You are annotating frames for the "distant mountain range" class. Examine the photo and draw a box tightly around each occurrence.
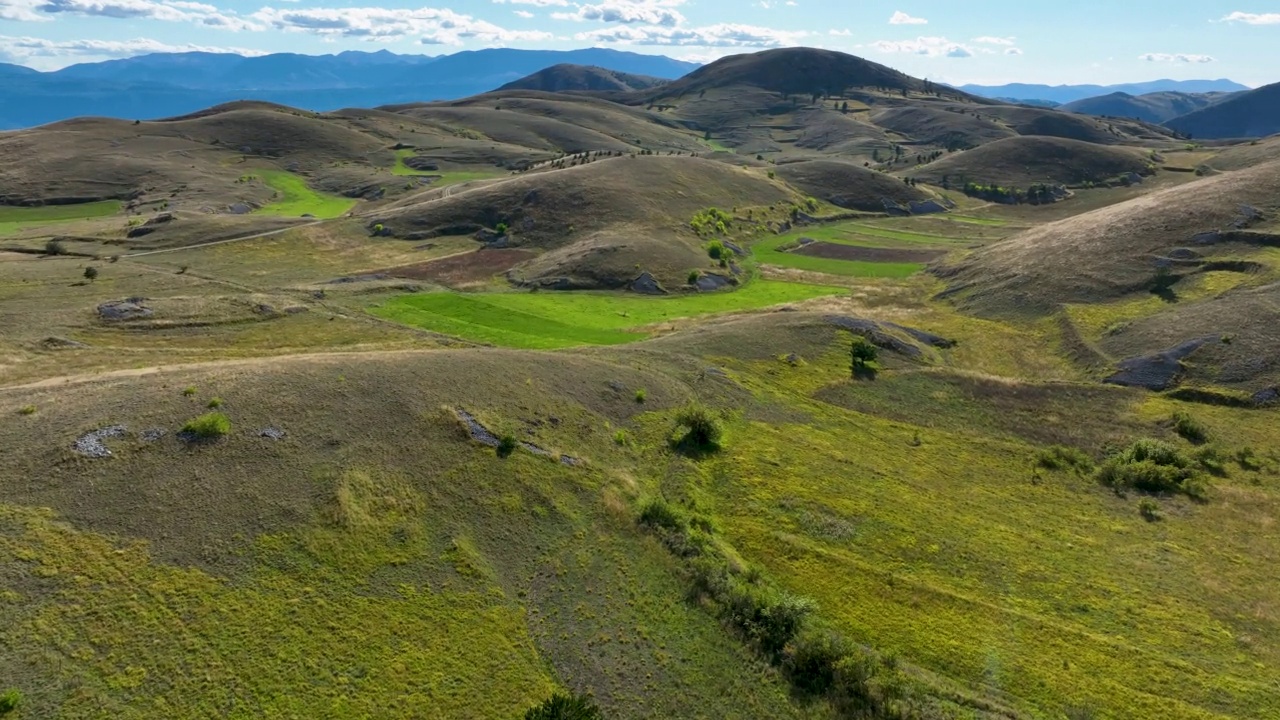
[1060,91,1237,124]
[0,48,700,130]
[1166,81,1280,139]
[960,79,1250,105]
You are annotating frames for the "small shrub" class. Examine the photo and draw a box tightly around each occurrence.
[495,222,509,235]
[613,430,629,446]
[182,386,197,397]
[1236,447,1263,471]
[687,270,700,285]
[675,403,722,449]
[45,239,66,256]
[1193,444,1229,477]
[83,266,99,281]
[497,433,518,458]
[1171,411,1208,444]
[18,405,36,416]
[1138,498,1162,522]
[784,630,847,694]
[524,691,603,720]
[849,336,878,375]
[707,240,725,260]
[1036,445,1093,473]
[0,689,23,714]
[182,412,231,439]
[767,170,776,179]
[634,388,646,403]
[177,265,188,275]
[638,498,685,533]
[1095,439,1203,499]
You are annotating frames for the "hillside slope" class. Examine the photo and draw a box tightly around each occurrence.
[911,136,1152,188]
[498,64,668,93]
[1165,82,1280,139]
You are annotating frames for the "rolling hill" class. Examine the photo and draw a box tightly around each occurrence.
[1165,81,1280,139]
[1060,91,1233,123]
[960,78,1250,105]
[498,64,668,93]
[910,136,1153,188]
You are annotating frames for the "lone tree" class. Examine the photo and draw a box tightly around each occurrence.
[524,692,604,720]
[850,336,879,375]
[83,266,99,282]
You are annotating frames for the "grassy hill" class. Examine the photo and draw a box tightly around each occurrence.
[910,136,1153,188]
[1165,82,1280,139]
[1060,91,1230,123]
[775,159,930,211]
[498,64,668,93]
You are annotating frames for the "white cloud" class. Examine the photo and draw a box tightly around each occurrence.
[829,28,851,36]
[1139,52,1215,63]
[253,6,553,43]
[1004,47,1022,55]
[1220,11,1280,25]
[870,36,973,58]
[576,22,806,47]
[552,0,685,27]
[38,0,259,30]
[972,35,1015,45]
[0,0,50,20]
[514,8,532,16]
[888,10,925,25]
[492,0,569,6]
[0,34,265,63]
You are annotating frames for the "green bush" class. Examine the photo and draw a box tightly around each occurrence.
[495,222,509,236]
[1035,445,1093,473]
[1095,439,1204,499]
[1138,498,1162,522]
[524,691,603,720]
[785,631,849,694]
[613,430,629,446]
[687,270,700,285]
[206,397,224,409]
[182,386,197,397]
[675,403,722,449]
[497,433,518,458]
[634,388,646,403]
[849,336,878,374]
[1171,411,1208,444]
[182,412,231,440]
[18,405,36,416]
[0,689,22,714]
[45,239,66,256]
[83,266,99,281]
[706,240,725,260]
[638,498,685,533]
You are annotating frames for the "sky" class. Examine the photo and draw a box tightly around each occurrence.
[0,0,1276,86]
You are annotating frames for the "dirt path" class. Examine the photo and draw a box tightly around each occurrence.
[124,220,325,258]
[0,348,457,392]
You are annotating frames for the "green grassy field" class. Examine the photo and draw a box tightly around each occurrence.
[255,171,357,219]
[0,200,122,236]
[369,281,843,348]
[391,149,505,186]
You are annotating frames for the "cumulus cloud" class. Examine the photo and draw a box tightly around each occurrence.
[492,0,568,6]
[575,22,806,47]
[553,0,685,27]
[0,34,265,62]
[828,28,851,36]
[38,0,260,30]
[253,6,553,43]
[1220,11,1280,24]
[888,10,925,25]
[1004,47,1022,55]
[514,8,532,16]
[1139,52,1215,63]
[870,36,973,58]
[972,35,1015,45]
[0,0,50,20]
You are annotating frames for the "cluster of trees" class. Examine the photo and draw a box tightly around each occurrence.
[961,182,1059,205]
[690,207,732,236]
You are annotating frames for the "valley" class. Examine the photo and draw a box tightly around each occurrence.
[1,47,1278,720]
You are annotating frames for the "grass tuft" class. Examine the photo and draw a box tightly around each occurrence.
[182,412,232,440]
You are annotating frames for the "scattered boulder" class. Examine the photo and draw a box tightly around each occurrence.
[141,428,167,442]
[824,315,955,359]
[1104,336,1216,391]
[1123,172,1144,185]
[797,237,816,246]
[1233,204,1262,229]
[257,427,287,440]
[909,199,949,215]
[455,409,500,447]
[1251,387,1279,407]
[97,299,153,321]
[694,273,733,292]
[1166,248,1201,260]
[722,240,746,256]
[74,425,127,458]
[326,273,390,284]
[630,272,666,295]
[1191,231,1221,245]
[126,225,158,238]
[228,202,253,215]
[40,336,88,349]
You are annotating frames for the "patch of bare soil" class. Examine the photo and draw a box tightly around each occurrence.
[792,242,945,264]
[383,248,536,285]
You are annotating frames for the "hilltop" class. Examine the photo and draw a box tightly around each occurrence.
[1060,91,1233,123]
[909,136,1153,188]
[1165,82,1280,139]
[499,64,668,93]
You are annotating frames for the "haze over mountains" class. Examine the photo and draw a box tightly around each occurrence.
[960,79,1251,105]
[0,48,699,130]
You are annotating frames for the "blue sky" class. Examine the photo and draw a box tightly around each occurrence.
[0,0,1275,86]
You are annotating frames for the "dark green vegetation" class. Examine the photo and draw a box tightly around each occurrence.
[524,691,605,720]
[2,45,1279,720]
